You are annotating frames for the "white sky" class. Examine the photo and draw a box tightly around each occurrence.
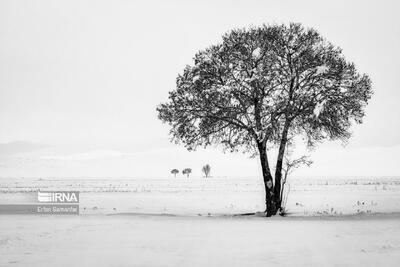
[0,0,399,177]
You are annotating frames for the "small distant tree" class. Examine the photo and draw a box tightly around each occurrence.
[171,169,179,178]
[182,168,192,178]
[202,164,211,178]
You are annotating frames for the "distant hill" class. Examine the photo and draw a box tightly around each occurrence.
[0,141,47,157]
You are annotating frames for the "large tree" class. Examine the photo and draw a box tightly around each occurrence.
[157,23,372,216]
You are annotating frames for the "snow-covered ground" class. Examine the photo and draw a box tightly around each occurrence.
[1,214,400,266]
[1,177,400,266]
[1,177,399,215]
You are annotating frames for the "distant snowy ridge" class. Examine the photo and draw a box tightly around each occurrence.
[39,150,130,161]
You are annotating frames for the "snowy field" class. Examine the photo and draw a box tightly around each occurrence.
[1,214,400,267]
[1,177,400,266]
[1,176,399,215]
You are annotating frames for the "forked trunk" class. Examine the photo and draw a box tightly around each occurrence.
[257,141,277,216]
[274,120,291,212]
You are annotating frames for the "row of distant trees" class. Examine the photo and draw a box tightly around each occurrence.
[171,164,211,178]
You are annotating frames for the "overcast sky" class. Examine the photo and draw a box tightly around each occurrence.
[0,0,399,177]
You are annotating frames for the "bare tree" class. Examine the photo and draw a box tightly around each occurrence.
[182,168,192,178]
[171,169,179,178]
[202,164,211,178]
[279,151,313,215]
[158,23,372,216]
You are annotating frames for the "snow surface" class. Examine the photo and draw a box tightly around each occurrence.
[0,214,400,266]
[315,65,329,75]
[1,177,399,216]
[192,75,200,82]
[1,177,400,266]
[313,100,326,118]
[252,47,261,59]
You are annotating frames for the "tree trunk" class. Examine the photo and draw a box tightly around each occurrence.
[274,120,291,212]
[258,141,277,216]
